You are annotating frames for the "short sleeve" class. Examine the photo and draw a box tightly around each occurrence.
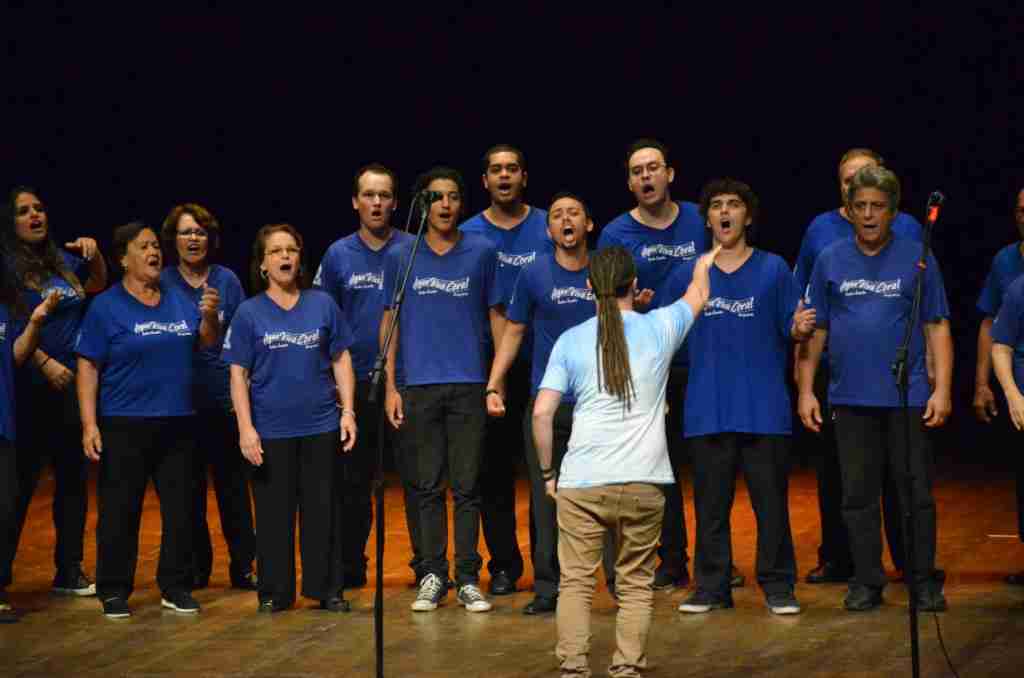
[75,301,111,363]
[325,294,353,357]
[992,283,1023,347]
[382,248,401,309]
[221,305,255,370]
[482,246,501,309]
[539,333,571,394]
[596,225,619,250]
[793,228,816,294]
[654,299,695,353]
[222,269,245,329]
[506,267,535,325]
[921,253,951,323]
[313,248,344,310]
[807,252,830,329]
[776,259,801,341]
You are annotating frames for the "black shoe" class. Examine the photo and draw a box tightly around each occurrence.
[806,562,853,584]
[897,568,946,584]
[488,570,516,596]
[161,590,200,614]
[844,584,883,611]
[258,597,290,614]
[678,589,734,613]
[915,582,947,612]
[230,570,259,591]
[319,596,351,613]
[0,590,18,623]
[101,596,132,619]
[523,595,557,615]
[730,566,745,588]
[344,571,368,590]
[53,566,96,596]
[652,567,689,590]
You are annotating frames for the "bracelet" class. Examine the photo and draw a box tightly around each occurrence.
[541,466,556,481]
[341,409,356,418]
[485,389,502,398]
[39,356,52,369]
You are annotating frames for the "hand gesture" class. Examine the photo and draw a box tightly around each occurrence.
[30,290,61,326]
[973,383,998,423]
[199,283,220,321]
[240,425,264,466]
[385,388,404,429]
[340,412,357,452]
[798,391,823,433]
[41,358,74,391]
[791,300,817,341]
[65,237,98,261]
[83,424,103,461]
[692,244,723,299]
[486,388,506,418]
[634,288,655,309]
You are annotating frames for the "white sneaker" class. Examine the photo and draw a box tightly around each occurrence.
[411,573,446,612]
[457,584,492,613]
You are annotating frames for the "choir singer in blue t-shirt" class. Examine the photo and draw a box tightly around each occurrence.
[223,223,357,614]
[76,222,222,619]
[796,165,952,613]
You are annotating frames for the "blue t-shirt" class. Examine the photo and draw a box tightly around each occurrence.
[663,250,799,437]
[313,230,414,382]
[807,236,950,408]
[506,253,595,400]
[383,233,500,386]
[460,207,552,306]
[977,242,1024,318]
[794,209,924,295]
[160,265,244,413]
[222,290,352,440]
[19,250,89,374]
[597,201,709,293]
[991,274,1024,389]
[0,305,22,441]
[76,282,202,417]
[540,299,695,489]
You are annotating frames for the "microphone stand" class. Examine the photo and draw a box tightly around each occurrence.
[367,193,431,678]
[890,196,940,678]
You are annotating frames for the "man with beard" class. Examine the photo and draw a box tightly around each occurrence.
[460,145,551,595]
[314,164,416,588]
[597,138,712,590]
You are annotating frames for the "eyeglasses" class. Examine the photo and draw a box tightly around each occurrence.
[266,246,300,257]
[176,228,209,239]
[629,162,666,177]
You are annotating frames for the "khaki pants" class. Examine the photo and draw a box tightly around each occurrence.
[556,483,665,678]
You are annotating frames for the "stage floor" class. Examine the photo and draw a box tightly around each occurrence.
[3,459,1024,677]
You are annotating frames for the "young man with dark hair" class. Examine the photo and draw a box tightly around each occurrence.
[460,144,552,594]
[382,166,502,613]
[792,148,922,585]
[597,138,711,589]
[662,179,812,615]
[314,164,416,588]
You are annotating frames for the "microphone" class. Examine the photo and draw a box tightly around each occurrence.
[926,190,945,225]
[419,190,443,205]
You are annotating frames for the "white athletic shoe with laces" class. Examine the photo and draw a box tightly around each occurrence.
[411,573,446,612]
[457,584,493,612]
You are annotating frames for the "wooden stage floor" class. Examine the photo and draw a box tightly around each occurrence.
[3,459,1024,677]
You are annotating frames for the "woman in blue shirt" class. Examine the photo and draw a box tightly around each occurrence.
[4,186,107,598]
[0,270,60,623]
[159,203,256,592]
[77,222,221,619]
[223,223,356,614]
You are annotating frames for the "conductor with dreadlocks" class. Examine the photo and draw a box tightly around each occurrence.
[532,243,720,678]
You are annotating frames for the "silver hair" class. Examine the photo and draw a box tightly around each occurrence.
[846,164,900,211]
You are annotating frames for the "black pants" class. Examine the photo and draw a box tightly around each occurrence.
[332,380,394,584]
[810,365,904,571]
[658,366,690,574]
[0,440,17,589]
[691,433,797,597]
[192,409,256,584]
[96,417,195,599]
[404,383,487,586]
[479,362,527,582]
[393,390,426,581]
[14,381,88,575]
[833,406,936,589]
[252,430,339,605]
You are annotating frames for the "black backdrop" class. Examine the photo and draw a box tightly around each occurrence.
[4,5,1023,461]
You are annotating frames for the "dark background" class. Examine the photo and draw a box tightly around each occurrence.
[4,5,1022,458]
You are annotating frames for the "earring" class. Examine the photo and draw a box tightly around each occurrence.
[260,268,268,280]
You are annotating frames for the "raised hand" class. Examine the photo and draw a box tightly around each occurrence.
[791,299,817,341]
[199,283,220,320]
[634,288,655,309]
[65,237,98,261]
[30,290,61,326]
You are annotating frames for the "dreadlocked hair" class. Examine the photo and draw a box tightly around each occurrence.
[588,246,638,410]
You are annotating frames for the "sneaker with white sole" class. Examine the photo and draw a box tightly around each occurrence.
[161,590,200,613]
[678,589,733,614]
[53,566,96,596]
[101,596,132,619]
[766,591,801,615]
[456,584,493,613]
[411,573,446,612]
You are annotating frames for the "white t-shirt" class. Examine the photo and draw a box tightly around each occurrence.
[539,298,695,489]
